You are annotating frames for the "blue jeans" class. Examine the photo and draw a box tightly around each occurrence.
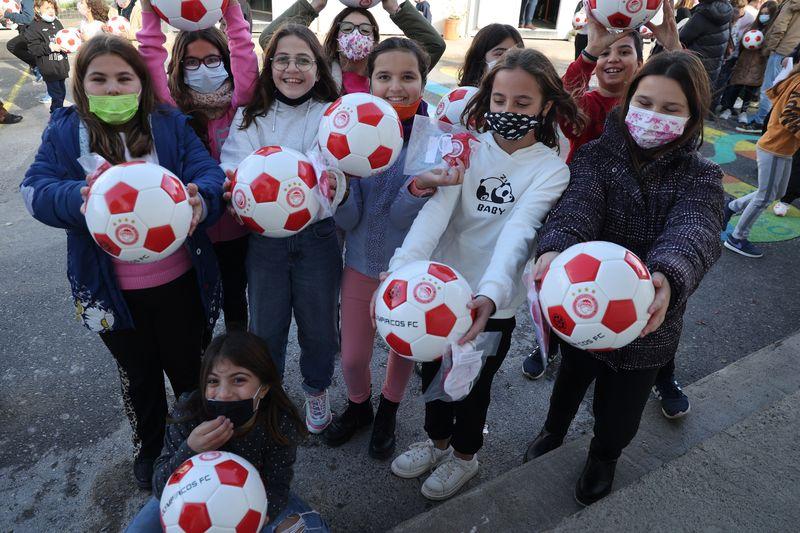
[126,492,329,532]
[521,0,538,23]
[45,79,66,113]
[755,52,786,124]
[246,217,341,394]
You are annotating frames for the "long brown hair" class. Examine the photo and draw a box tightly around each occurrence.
[618,51,710,163]
[84,0,109,22]
[457,24,523,87]
[322,7,380,66]
[72,34,156,164]
[167,28,232,147]
[464,47,586,151]
[240,23,338,130]
[178,331,307,446]
[752,0,778,31]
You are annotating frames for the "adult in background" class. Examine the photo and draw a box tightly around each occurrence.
[519,0,537,30]
[0,100,23,124]
[4,0,38,80]
[678,0,733,87]
[738,0,800,133]
[107,0,143,42]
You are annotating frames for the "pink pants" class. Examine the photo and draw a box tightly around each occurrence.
[340,266,414,403]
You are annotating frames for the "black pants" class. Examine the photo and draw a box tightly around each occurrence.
[655,357,675,385]
[99,270,208,460]
[543,343,660,461]
[574,33,588,60]
[7,32,35,68]
[420,317,516,455]
[45,79,66,112]
[213,236,249,331]
[720,84,759,113]
[712,57,737,110]
[781,150,800,204]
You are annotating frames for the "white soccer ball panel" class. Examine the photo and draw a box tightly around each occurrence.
[177,467,220,503]
[165,525,184,533]
[252,201,291,232]
[410,334,448,362]
[539,267,572,309]
[160,491,184,526]
[151,0,181,19]
[550,242,588,269]
[338,153,372,178]
[345,123,381,157]
[85,195,111,235]
[613,319,648,348]
[632,278,656,317]
[389,303,427,343]
[206,485,250,527]
[452,314,473,339]
[196,8,223,29]
[567,323,618,350]
[170,201,193,240]
[377,115,406,148]
[581,241,627,262]
[133,187,175,228]
[444,281,473,319]
[595,259,640,300]
[242,469,268,515]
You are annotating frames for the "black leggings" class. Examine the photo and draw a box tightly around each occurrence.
[543,343,660,461]
[421,317,516,456]
[213,236,249,331]
[781,150,800,204]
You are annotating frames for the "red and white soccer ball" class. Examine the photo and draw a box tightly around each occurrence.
[539,241,655,351]
[1,0,19,15]
[639,24,653,39]
[318,93,404,177]
[742,29,764,50]
[85,162,192,264]
[375,261,474,362]
[106,15,131,36]
[434,86,479,127]
[586,0,662,29]
[573,10,588,29]
[337,0,380,7]
[55,28,82,54]
[160,451,268,533]
[231,146,320,238]
[151,0,228,31]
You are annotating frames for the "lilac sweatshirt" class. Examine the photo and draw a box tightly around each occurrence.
[137,4,258,242]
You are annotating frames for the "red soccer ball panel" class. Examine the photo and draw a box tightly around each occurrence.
[105,182,139,215]
[250,173,281,203]
[178,502,212,532]
[161,174,187,203]
[297,160,317,189]
[181,0,208,22]
[624,251,650,280]
[236,510,264,533]
[385,332,412,357]
[327,133,351,160]
[383,279,408,310]
[548,305,576,336]
[168,460,194,485]
[357,102,384,127]
[601,299,638,334]
[255,145,282,157]
[144,225,177,253]
[93,233,122,257]
[368,145,394,170]
[240,216,265,235]
[284,208,313,232]
[563,253,602,284]
[425,304,457,337]
[428,262,458,283]
[216,459,250,487]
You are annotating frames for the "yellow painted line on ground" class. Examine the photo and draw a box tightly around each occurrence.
[2,70,30,111]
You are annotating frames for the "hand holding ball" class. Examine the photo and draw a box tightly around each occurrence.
[586,0,662,30]
[150,0,230,31]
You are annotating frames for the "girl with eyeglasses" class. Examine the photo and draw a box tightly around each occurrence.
[259,0,445,95]
[137,0,259,333]
[220,24,343,437]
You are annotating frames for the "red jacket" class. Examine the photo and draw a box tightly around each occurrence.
[560,56,620,163]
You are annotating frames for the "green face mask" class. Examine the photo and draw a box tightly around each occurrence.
[87,93,140,125]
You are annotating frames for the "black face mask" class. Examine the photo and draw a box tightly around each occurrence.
[274,89,314,106]
[484,111,541,141]
[205,386,263,428]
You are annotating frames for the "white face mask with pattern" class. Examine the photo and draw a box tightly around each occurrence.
[625,105,689,149]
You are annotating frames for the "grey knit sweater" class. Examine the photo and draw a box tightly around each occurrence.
[537,111,724,370]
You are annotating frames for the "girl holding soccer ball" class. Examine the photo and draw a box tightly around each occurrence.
[323,37,464,460]
[523,52,724,506]
[20,34,226,489]
[220,24,342,435]
[125,331,328,532]
[382,47,585,501]
[259,0,445,95]
[138,0,259,332]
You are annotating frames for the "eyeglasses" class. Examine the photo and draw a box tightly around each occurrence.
[270,55,316,72]
[182,55,222,71]
[338,21,374,36]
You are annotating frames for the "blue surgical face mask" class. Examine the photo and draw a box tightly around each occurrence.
[759,14,770,24]
[184,64,229,94]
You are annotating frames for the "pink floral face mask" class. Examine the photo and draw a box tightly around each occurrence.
[337,30,374,61]
[625,105,689,149]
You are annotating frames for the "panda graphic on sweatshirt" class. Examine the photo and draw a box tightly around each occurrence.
[476,175,515,214]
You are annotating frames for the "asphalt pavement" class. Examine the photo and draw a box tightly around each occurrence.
[1,34,799,532]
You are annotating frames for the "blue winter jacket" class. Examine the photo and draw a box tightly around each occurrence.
[20,105,226,333]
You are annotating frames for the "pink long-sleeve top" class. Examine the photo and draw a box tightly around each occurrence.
[137,4,258,242]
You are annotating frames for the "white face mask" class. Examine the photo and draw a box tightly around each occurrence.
[486,59,498,71]
[184,64,229,94]
[41,13,55,22]
[625,105,689,149]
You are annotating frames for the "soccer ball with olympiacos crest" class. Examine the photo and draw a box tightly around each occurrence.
[159,451,268,533]
[150,0,229,31]
[84,161,193,264]
[375,261,474,362]
[586,0,662,30]
[539,241,656,351]
[434,86,479,127]
[318,93,404,177]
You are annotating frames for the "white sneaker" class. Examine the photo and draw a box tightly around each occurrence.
[773,201,790,217]
[391,440,452,479]
[718,109,732,120]
[304,389,332,434]
[421,455,480,501]
[738,111,749,124]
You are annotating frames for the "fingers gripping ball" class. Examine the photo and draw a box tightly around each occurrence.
[337,0,381,7]
[742,30,764,50]
[375,261,474,362]
[231,146,321,238]
[150,0,229,31]
[107,15,131,36]
[55,28,82,54]
[539,241,655,351]
[160,451,268,533]
[318,93,404,177]
[434,86,479,127]
[587,0,662,29]
[85,162,193,264]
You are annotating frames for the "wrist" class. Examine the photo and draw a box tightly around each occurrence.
[409,178,435,197]
[581,48,599,63]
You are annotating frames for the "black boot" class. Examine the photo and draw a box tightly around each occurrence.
[523,427,564,463]
[575,452,617,506]
[133,456,154,491]
[369,395,399,460]
[323,398,373,447]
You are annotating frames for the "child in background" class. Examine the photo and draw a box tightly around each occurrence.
[324,37,461,460]
[138,0,258,331]
[108,0,143,43]
[220,24,341,435]
[457,24,523,87]
[23,0,68,111]
[724,65,800,258]
[125,332,328,532]
[386,47,585,501]
[77,0,108,41]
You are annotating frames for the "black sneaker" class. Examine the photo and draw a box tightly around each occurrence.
[0,113,22,124]
[735,121,763,134]
[722,201,735,230]
[522,345,556,380]
[652,380,691,419]
[133,457,154,490]
[323,398,373,447]
[724,235,764,258]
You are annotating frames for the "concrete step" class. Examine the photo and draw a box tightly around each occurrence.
[390,330,800,532]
